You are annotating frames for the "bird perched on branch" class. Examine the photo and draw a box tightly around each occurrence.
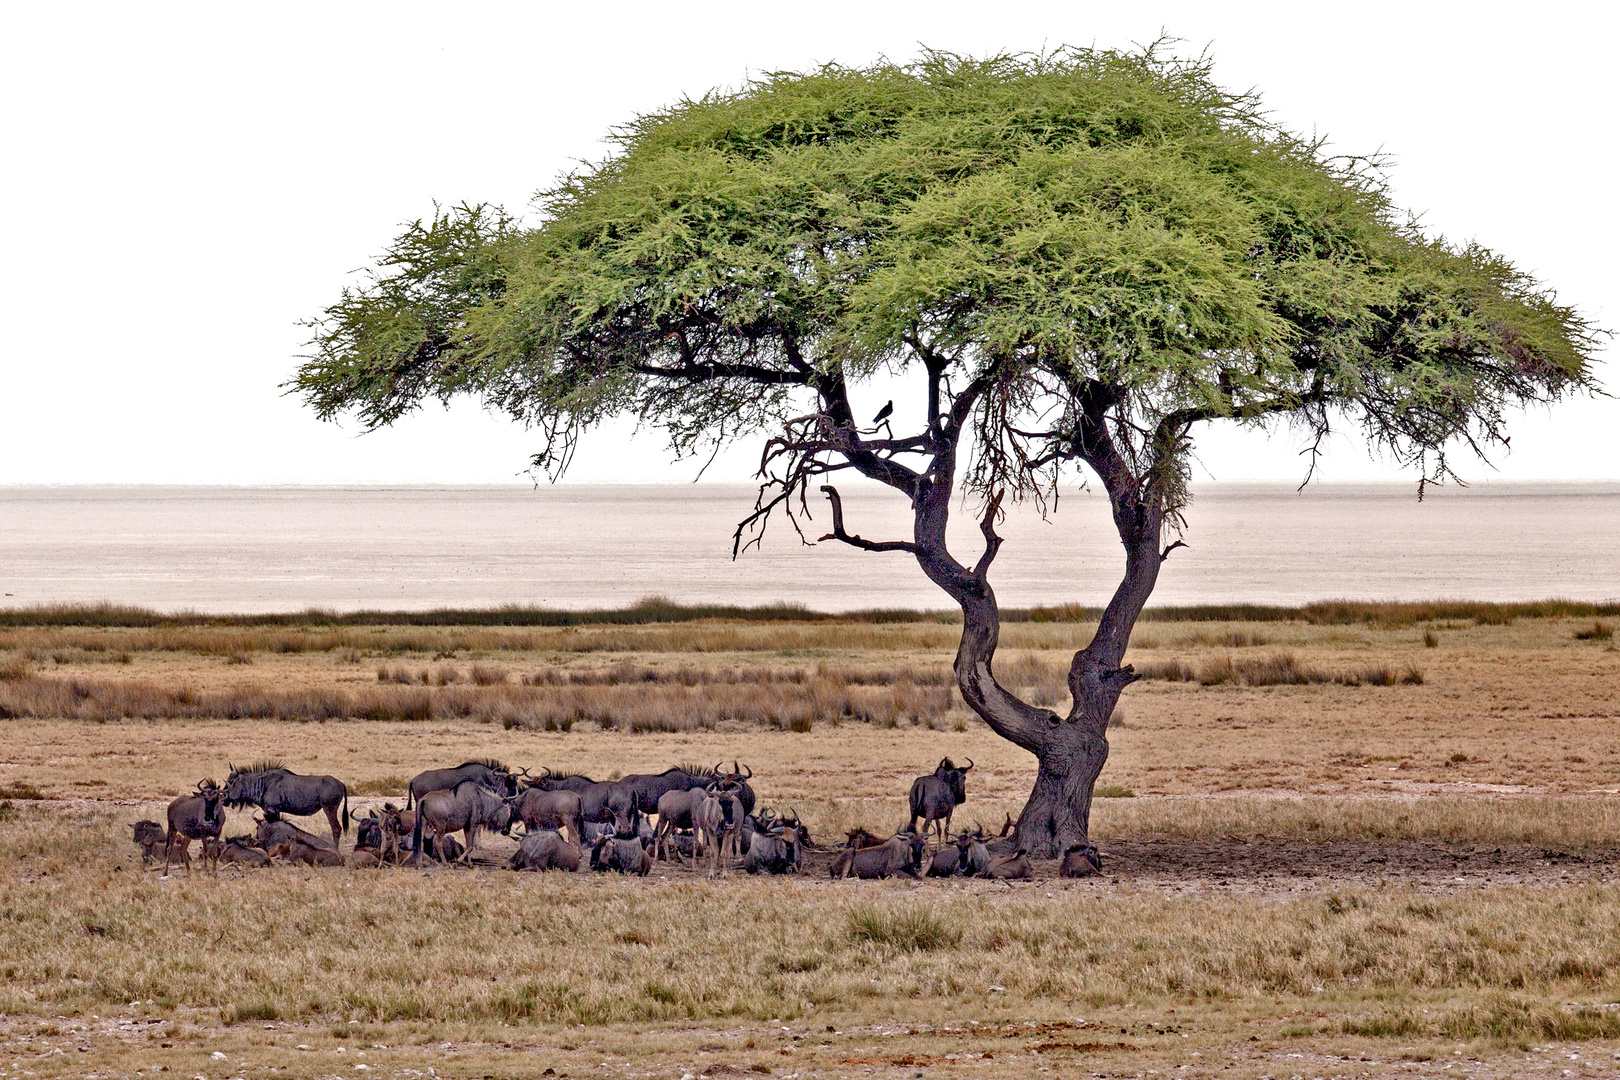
[870,400,894,438]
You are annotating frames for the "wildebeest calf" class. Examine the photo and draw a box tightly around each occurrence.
[830,831,929,879]
[510,829,582,872]
[268,839,346,867]
[983,849,1033,880]
[257,816,336,852]
[130,820,167,864]
[217,836,272,867]
[1059,842,1102,877]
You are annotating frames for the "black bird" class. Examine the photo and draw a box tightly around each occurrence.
[872,400,893,424]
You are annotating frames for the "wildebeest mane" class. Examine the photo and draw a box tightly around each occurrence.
[460,758,508,772]
[675,763,718,778]
[242,759,288,775]
[540,767,590,780]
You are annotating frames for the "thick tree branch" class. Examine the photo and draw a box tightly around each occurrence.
[816,485,918,554]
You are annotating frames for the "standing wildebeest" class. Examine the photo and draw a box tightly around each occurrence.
[406,760,516,809]
[1059,842,1103,878]
[652,788,721,865]
[513,785,584,842]
[164,780,226,875]
[223,761,349,847]
[622,766,709,816]
[531,769,639,837]
[510,829,582,872]
[411,779,513,865]
[907,757,972,846]
[830,830,930,879]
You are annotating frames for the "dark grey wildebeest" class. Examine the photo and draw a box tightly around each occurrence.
[531,769,639,837]
[512,785,584,842]
[906,757,972,846]
[742,820,805,875]
[590,833,650,875]
[411,779,513,865]
[406,759,516,809]
[164,780,226,875]
[510,829,581,872]
[222,761,349,847]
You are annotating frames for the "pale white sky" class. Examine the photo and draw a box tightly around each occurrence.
[1,1,1613,486]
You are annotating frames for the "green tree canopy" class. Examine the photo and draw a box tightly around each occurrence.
[295,47,1599,855]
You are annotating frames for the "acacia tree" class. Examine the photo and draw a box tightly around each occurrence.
[295,49,1597,856]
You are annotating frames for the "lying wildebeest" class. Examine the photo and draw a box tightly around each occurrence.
[652,788,722,868]
[984,849,1033,880]
[164,780,226,875]
[830,830,930,880]
[531,769,639,837]
[217,836,272,867]
[1059,842,1103,878]
[268,839,346,867]
[223,761,349,847]
[907,757,972,846]
[256,815,336,852]
[513,785,584,843]
[412,779,513,865]
[590,833,651,875]
[510,829,582,872]
[742,820,805,875]
[406,759,516,809]
[354,814,383,851]
[130,820,167,864]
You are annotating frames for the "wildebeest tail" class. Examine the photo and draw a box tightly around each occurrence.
[342,789,350,835]
[411,807,425,864]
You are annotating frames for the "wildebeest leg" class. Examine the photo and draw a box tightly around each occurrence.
[325,805,343,849]
[459,826,476,864]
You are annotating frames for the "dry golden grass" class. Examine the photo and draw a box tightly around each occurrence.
[6,614,1620,1075]
[6,804,1620,1077]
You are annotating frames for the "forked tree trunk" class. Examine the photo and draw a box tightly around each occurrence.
[913,416,1167,859]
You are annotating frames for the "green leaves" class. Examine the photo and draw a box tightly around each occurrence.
[294,46,1598,497]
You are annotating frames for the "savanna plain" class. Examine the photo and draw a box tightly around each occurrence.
[4,603,1620,1080]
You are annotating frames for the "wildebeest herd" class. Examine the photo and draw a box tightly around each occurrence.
[132,756,1103,882]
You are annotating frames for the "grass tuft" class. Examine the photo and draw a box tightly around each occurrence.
[1094,784,1135,798]
[844,903,961,952]
[1575,620,1614,641]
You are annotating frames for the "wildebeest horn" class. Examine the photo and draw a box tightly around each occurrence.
[962,758,974,772]
[739,762,752,780]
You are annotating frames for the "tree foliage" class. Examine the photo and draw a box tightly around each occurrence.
[297,46,1596,521]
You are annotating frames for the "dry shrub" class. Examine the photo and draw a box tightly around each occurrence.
[0,654,31,681]
[0,667,957,731]
[1575,620,1615,641]
[1160,652,1426,688]
[469,664,508,686]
